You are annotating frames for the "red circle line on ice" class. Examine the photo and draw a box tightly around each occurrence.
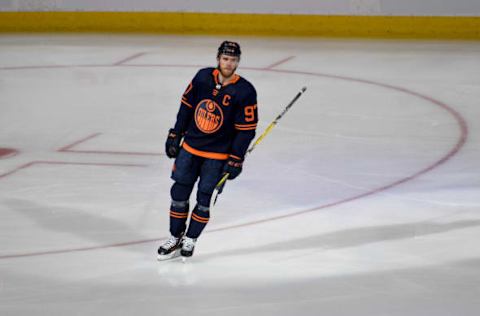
[0,148,19,159]
[0,62,468,260]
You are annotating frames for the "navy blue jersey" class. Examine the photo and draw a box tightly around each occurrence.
[172,67,258,160]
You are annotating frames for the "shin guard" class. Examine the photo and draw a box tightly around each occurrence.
[169,200,189,237]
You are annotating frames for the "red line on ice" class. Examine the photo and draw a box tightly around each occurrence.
[264,56,296,70]
[113,52,147,66]
[0,160,146,180]
[58,133,103,152]
[58,133,162,156]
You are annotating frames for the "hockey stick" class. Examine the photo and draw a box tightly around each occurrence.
[209,86,307,210]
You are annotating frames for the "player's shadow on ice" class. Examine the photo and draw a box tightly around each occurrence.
[203,219,480,260]
[4,198,153,255]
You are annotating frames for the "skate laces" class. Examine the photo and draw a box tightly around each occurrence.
[182,237,196,251]
[163,236,179,250]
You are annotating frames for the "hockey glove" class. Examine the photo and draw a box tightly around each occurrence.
[223,155,243,180]
[165,128,182,158]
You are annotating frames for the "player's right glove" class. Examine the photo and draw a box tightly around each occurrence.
[223,155,243,180]
[165,128,181,158]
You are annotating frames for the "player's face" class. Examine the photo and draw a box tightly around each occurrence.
[217,54,239,78]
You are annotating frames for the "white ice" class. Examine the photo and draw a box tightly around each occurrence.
[0,35,479,316]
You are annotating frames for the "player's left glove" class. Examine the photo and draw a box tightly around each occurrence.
[223,155,243,180]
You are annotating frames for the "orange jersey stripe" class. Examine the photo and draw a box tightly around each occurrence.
[213,69,220,86]
[183,82,193,95]
[224,74,240,86]
[182,142,229,160]
[236,125,256,128]
[181,99,193,108]
[235,123,257,128]
[235,126,257,131]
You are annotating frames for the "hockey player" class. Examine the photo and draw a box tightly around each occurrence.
[157,41,258,260]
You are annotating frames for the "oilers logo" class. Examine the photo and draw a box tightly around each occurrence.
[194,99,224,134]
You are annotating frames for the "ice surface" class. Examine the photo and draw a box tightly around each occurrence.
[1,35,479,315]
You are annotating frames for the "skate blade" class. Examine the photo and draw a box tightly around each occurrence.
[180,255,194,263]
[157,249,181,261]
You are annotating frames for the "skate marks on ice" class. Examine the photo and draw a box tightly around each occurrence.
[194,219,480,262]
[1,199,154,257]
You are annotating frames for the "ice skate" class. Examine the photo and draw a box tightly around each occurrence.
[180,237,197,261]
[157,235,182,261]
